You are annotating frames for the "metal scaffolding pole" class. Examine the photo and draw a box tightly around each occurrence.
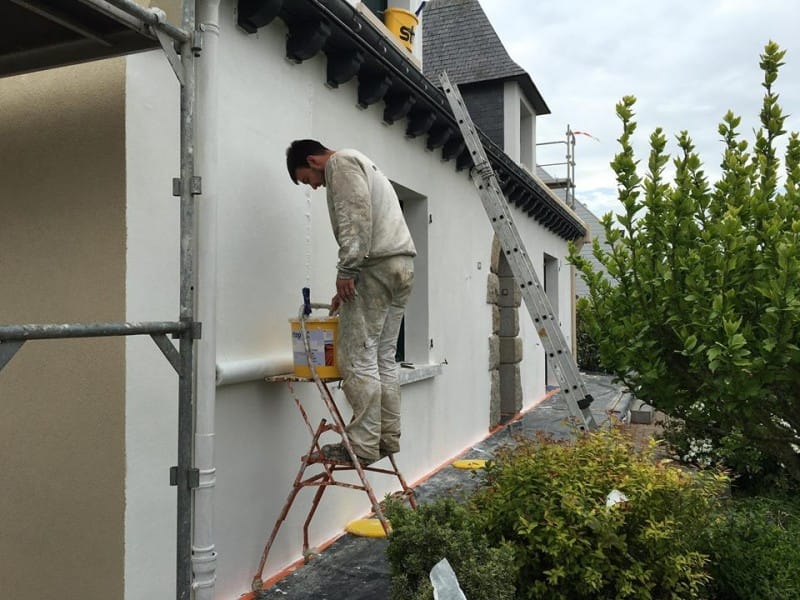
[176,1,198,599]
[536,125,577,208]
[75,0,190,43]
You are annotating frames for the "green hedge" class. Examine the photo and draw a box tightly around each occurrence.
[472,428,727,599]
[576,297,602,373]
[384,496,516,600]
[706,495,800,599]
[386,427,733,599]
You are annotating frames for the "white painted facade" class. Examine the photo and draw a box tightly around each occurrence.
[1,2,578,598]
[503,80,538,173]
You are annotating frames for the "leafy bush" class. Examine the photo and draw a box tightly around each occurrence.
[384,497,516,600]
[569,42,800,489]
[576,297,602,372]
[663,419,791,493]
[471,427,728,599]
[706,495,800,599]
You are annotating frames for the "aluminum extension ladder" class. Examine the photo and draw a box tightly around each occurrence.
[251,293,416,593]
[439,71,598,430]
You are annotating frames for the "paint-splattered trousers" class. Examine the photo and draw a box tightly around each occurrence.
[337,255,414,462]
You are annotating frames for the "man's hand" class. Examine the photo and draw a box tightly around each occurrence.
[336,277,357,303]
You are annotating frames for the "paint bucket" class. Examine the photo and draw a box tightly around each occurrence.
[289,315,340,378]
[383,8,417,52]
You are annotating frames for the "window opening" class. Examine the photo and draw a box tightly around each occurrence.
[392,182,428,365]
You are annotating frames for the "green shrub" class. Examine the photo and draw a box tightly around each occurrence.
[384,497,516,600]
[471,427,728,599]
[569,42,800,489]
[707,495,800,599]
[663,419,792,493]
[576,297,602,373]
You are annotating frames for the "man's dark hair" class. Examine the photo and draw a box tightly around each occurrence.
[286,139,330,184]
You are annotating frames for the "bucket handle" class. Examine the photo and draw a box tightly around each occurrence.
[299,287,333,320]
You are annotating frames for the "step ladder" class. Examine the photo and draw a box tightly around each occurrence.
[251,295,416,592]
[439,71,598,430]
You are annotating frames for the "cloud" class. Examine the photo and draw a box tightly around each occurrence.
[480,0,800,218]
[578,187,621,218]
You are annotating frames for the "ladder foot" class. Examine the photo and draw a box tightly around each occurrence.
[578,394,594,410]
[302,546,320,562]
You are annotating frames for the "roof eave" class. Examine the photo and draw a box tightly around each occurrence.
[238,0,584,240]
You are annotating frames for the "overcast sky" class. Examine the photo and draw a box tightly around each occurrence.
[479,0,800,217]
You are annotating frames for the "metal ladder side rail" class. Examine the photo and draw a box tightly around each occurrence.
[477,168,595,427]
[439,71,597,430]
[443,75,596,429]
[447,92,595,429]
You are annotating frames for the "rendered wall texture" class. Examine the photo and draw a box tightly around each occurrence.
[0,59,126,600]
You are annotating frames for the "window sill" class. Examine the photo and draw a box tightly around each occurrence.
[399,362,443,385]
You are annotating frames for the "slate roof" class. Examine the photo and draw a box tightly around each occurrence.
[572,199,609,297]
[422,0,549,114]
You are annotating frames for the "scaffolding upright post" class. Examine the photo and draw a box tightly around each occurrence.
[176,1,198,599]
[565,125,576,208]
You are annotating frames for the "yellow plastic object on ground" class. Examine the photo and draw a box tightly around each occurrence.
[452,459,487,470]
[345,518,390,538]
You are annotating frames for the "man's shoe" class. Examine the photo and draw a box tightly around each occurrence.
[379,445,398,458]
[315,443,376,467]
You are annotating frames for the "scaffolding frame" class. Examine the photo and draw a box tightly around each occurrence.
[0,1,199,599]
[537,125,577,208]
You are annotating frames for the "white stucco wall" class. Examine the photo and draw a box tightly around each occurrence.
[122,5,574,598]
[512,209,575,399]
[503,80,521,162]
[124,49,181,599]
[504,80,539,173]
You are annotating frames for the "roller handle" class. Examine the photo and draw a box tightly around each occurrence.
[302,287,312,316]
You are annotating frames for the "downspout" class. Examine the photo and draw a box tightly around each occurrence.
[193,0,221,597]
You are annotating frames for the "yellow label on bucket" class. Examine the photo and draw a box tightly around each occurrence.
[290,317,340,378]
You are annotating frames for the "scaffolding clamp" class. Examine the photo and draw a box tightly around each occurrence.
[171,321,202,340]
[172,176,203,197]
[170,466,201,489]
[191,30,204,56]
